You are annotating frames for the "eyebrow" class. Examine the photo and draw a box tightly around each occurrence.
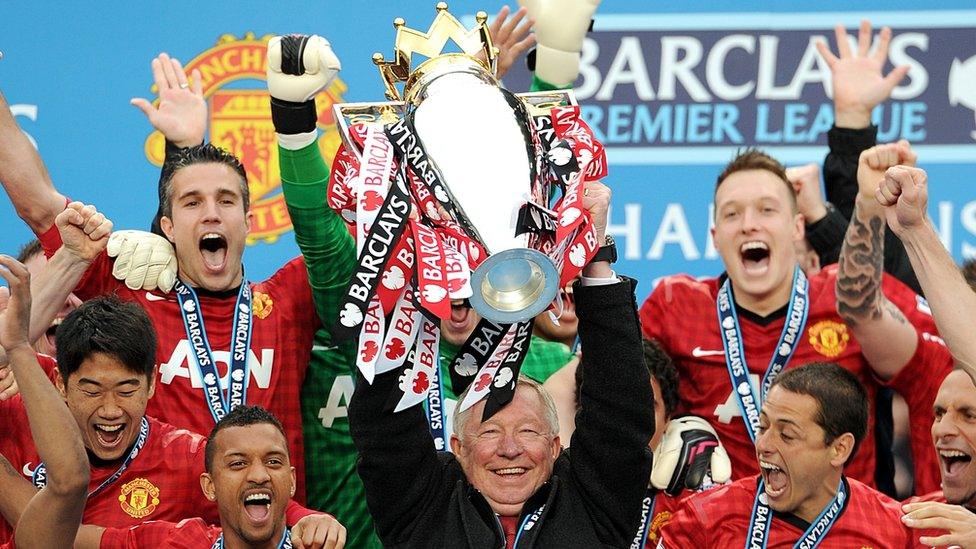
[77,377,141,388]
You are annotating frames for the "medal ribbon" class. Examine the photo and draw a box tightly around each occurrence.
[631,489,657,549]
[212,527,292,549]
[747,478,847,549]
[512,503,547,548]
[33,417,150,499]
[716,267,809,443]
[174,275,252,424]
[425,349,447,451]
[482,319,534,421]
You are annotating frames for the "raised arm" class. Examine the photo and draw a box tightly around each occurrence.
[569,181,655,545]
[0,89,67,233]
[878,166,976,381]
[0,255,89,549]
[816,20,919,291]
[836,142,918,380]
[266,34,356,332]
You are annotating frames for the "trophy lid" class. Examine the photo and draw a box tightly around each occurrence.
[372,2,499,102]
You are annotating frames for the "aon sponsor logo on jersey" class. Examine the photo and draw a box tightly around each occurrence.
[159,340,275,388]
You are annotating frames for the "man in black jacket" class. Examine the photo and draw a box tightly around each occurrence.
[349,181,655,548]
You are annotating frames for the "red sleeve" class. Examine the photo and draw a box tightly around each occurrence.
[658,494,707,548]
[639,280,670,347]
[285,500,327,526]
[885,329,953,495]
[36,221,120,301]
[99,519,215,548]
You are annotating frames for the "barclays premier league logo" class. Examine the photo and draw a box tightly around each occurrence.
[503,12,976,163]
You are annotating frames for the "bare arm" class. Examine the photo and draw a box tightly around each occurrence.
[0,90,67,233]
[0,255,89,549]
[0,453,35,527]
[879,166,976,380]
[836,144,918,380]
[27,246,92,346]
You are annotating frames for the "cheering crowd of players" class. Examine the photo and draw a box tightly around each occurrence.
[2,2,976,548]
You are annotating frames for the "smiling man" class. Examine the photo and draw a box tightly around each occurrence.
[0,293,325,544]
[660,362,912,547]
[0,58,356,501]
[349,182,656,548]
[639,148,944,489]
[88,405,345,549]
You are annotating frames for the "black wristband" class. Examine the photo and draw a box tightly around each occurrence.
[591,235,617,264]
[270,97,317,135]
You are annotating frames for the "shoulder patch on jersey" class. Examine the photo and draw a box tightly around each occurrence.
[807,320,850,358]
[119,477,160,518]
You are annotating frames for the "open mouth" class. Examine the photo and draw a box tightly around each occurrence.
[93,423,127,448]
[940,449,973,477]
[43,317,64,352]
[199,233,228,272]
[759,460,788,498]
[243,491,273,523]
[449,301,471,331]
[740,241,771,276]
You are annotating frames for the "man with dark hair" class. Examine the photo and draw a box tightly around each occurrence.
[0,293,327,544]
[78,405,346,548]
[0,51,357,502]
[0,254,90,549]
[0,207,331,544]
[661,362,912,546]
[871,164,976,546]
[640,143,945,492]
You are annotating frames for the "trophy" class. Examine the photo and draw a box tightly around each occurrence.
[328,2,607,418]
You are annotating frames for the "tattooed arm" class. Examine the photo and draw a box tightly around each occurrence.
[836,143,919,380]
[879,166,976,382]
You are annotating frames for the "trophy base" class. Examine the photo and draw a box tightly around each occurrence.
[468,248,559,324]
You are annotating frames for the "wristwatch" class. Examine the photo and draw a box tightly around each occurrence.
[591,235,617,264]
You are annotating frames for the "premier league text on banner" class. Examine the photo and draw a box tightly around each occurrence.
[505,15,976,160]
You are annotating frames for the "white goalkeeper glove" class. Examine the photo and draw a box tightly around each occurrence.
[267,34,341,103]
[518,0,600,87]
[651,415,732,496]
[107,230,177,293]
[267,34,340,148]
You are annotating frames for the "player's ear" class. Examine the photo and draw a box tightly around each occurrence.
[55,370,67,400]
[200,473,216,501]
[160,216,176,244]
[829,432,855,468]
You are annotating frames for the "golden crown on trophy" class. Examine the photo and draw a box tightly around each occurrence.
[371,2,500,103]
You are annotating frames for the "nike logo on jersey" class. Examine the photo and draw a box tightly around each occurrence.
[145,292,167,302]
[692,346,725,357]
[22,462,36,477]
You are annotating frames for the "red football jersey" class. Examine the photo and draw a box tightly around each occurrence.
[99,518,223,548]
[640,489,685,549]
[885,326,953,496]
[640,266,945,488]
[38,226,318,502]
[0,410,213,544]
[903,490,948,547]
[659,475,912,548]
